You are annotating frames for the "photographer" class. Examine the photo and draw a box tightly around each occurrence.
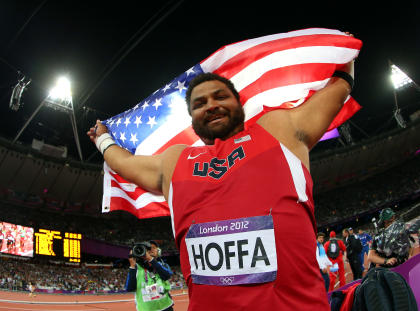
[368,208,419,269]
[125,240,174,311]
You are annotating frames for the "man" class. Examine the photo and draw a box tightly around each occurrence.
[342,228,363,280]
[88,60,354,310]
[324,230,347,291]
[368,208,418,269]
[357,228,372,271]
[126,240,174,311]
[316,232,332,293]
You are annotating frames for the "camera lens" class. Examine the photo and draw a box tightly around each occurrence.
[131,242,151,258]
[132,244,147,257]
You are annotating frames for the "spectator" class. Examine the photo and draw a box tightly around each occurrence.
[316,232,332,293]
[342,228,362,280]
[357,228,372,271]
[324,231,346,290]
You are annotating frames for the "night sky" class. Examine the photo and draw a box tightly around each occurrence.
[1,0,419,162]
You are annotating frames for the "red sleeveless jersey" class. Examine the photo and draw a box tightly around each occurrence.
[169,123,329,310]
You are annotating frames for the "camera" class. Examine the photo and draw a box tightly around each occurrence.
[131,241,152,258]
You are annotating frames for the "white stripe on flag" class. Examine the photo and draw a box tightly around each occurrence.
[110,185,166,209]
[200,28,346,72]
[102,163,112,212]
[242,78,330,121]
[232,46,359,92]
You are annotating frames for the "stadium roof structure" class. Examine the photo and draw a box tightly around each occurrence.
[0,2,420,219]
[0,1,419,163]
[0,119,418,215]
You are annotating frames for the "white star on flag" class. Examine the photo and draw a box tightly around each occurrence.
[175,80,186,93]
[130,133,139,145]
[124,117,131,127]
[119,132,126,143]
[153,98,163,110]
[134,116,142,127]
[142,101,149,111]
[162,84,171,92]
[115,118,122,127]
[147,116,157,128]
[186,67,195,76]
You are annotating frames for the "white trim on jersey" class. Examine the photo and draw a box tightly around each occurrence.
[168,183,176,239]
[280,143,308,202]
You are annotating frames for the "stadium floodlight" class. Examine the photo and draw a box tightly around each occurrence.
[390,64,414,90]
[13,75,83,161]
[388,61,419,128]
[45,76,73,113]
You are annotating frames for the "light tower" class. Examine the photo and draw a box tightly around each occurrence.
[12,77,83,161]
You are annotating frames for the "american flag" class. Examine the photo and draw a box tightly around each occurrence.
[102,28,362,219]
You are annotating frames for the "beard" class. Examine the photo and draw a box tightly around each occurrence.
[192,105,245,142]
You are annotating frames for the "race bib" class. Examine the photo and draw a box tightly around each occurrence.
[185,215,277,286]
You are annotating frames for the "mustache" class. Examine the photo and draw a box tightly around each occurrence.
[204,109,227,122]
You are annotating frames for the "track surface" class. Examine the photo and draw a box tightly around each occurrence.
[1,245,418,310]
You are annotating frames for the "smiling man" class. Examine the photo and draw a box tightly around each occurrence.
[88,61,354,310]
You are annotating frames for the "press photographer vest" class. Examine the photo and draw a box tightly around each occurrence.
[169,123,329,310]
[135,263,173,311]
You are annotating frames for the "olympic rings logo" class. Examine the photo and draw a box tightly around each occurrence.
[220,276,235,285]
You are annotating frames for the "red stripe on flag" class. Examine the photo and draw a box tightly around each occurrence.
[327,97,361,131]
[238,63,336,103]
[109,170,135,185]
[110,179,146,200]
[212,34,362,79]
[109,196,170,218]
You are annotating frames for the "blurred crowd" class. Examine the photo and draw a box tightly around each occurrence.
[0,157,418,254]
[314,156,420,225]
[0,258,126,292]
[0,257,186,293]
[0,155,418,295]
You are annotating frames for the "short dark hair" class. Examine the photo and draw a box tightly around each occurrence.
[185,73,240,114]
[149,240,159,247]
[317,232,326,238]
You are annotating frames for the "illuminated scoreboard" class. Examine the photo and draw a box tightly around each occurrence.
[35,229,82,262]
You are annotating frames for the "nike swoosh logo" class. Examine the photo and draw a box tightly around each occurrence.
[187,152,206,160]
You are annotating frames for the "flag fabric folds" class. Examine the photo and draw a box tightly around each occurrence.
[102,28,362,219]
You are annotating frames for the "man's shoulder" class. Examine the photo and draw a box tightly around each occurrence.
[161,144,189,163]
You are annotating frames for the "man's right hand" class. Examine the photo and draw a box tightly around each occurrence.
[87,119,108,144]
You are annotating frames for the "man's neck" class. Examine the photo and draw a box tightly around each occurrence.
[202,124,245,145]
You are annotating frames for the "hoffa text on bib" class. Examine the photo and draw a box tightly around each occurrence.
[185,215,277,286]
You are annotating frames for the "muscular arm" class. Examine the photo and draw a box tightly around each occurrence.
[87,120,185,196]
[103,144,164,194]
[258,61,354,169]
[290,62,353,150]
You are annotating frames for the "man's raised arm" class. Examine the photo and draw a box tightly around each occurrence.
[87,120,164,194]
[291,60,354,150]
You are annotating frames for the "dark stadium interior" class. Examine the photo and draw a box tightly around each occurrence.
[0,1,419,310]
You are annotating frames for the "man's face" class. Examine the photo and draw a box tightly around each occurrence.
[342,231,348,237]
[149,244,159,258]
[317,236,324,243]
[189,80,244,144]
